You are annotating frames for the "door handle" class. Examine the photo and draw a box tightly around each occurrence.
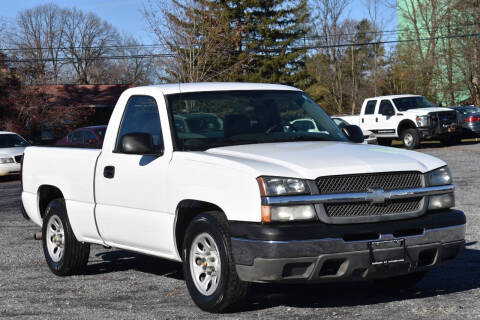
[104,166,115,179]
[362,118,364,123]
[376,117,378,122]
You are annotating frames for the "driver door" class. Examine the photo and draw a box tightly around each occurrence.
[94,95,174,256]
[374,99,398,136]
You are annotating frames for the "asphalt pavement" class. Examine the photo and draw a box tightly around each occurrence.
[1,142,479,319]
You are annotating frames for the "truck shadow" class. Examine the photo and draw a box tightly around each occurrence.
[85,244,480,311]
[86,250,184,280]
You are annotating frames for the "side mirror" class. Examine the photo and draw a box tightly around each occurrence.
[342,125,364,143]
[120,132,162,155]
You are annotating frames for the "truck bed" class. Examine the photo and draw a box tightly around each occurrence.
[21,146,102,243]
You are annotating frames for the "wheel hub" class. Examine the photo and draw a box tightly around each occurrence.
[46,215,65,262]
[189,233,221,296]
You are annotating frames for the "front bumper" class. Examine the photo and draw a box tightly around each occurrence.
[418,125,459,139]
[231,209,465,283]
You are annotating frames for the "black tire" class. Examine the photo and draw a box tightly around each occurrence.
[401,128,420,149]
[42,199,90,276]
[182,211,248,313]
[377,138,392,146]
[374,270,427,290]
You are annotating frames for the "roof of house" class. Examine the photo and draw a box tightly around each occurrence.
[29,84,132,108]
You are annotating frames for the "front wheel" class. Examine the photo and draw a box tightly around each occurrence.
[42,199,90,276]
[182,212,248,313]
[401,128,420,149]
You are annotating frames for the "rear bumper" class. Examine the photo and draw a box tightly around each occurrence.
[231,209,465,283]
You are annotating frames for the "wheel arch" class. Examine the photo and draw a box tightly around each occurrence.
[397,119,417,135]
[37,185,64,220]
[174,199,226,259]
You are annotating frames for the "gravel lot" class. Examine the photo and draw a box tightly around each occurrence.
[1,143,479,320]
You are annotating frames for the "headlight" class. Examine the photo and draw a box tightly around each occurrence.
[428,193,455,210]
[0,158,14,164]
[269,205,316,222]
[257,176,309,196]
[416,115,430,127]
[428,166,452,186]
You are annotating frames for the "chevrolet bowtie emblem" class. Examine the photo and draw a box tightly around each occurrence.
[365,188,388,204]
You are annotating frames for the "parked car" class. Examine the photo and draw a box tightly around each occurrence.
[21,83,465,312]
[337,95,460,149]
[56,125,107,147]
[0,131,30,176]
[449,106,480,138]
[331,117,377,144]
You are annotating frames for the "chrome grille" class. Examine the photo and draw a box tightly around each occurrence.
[325,197,422,217]
[315,172,423,194]
[316,172,424,220]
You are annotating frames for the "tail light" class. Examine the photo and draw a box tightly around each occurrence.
[466,116,480,123]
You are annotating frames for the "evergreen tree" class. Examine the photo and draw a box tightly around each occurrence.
[209,0,309,86]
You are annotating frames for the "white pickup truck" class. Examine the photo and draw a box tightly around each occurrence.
[339,95,459,149]
[21,83,465,312]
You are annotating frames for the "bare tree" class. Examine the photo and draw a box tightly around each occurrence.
[397,0,450,98]
[142,0,242,83]
[62,8,120,84]
[11,4,66,84]
[311,0,351,113]
[106,35,154,84]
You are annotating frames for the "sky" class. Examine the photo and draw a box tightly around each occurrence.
[0,0,397,46]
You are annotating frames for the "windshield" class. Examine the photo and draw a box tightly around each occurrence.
[392,96,436,111]
[0,134,30,148]
[167,90,346,151]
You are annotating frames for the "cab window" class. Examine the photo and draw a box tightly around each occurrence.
[364,100,376,115]
[116,95,164,152]
[378,100,395,116]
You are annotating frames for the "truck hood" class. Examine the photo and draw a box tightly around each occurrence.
[0,147,25,157]
[403,107,453,116]
[203,141,445,179]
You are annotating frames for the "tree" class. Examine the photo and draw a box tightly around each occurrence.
[143,0,243,82]
[10,4,66,84]
[227,0,310,85]
[306,0,350,114]
[62,8,120,84]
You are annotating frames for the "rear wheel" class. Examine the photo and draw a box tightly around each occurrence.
[374,271,428,290]
[401,128,420,149]
[42,199,90,276]
[182,211,248,313]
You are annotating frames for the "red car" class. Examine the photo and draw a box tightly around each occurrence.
[56,125,107,147]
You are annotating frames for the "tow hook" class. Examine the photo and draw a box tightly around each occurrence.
[33,231,42,240]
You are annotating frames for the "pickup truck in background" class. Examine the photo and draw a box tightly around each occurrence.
[21,83,465,312]
[338,95,459,149]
